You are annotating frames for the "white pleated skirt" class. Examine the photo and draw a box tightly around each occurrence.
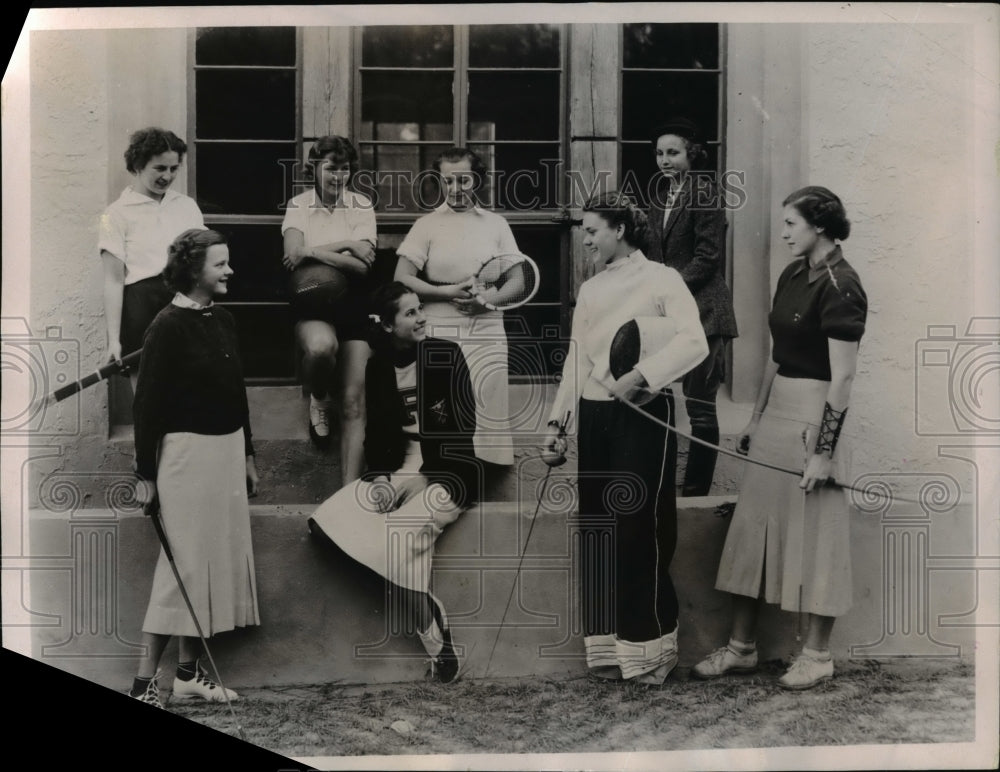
[142,429,260,636]
[715,375,854,617]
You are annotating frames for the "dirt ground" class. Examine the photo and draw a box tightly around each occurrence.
[165,657,975,764]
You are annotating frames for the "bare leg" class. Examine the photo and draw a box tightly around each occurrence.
[804,613,836,651]
[177,636,200,664]
[296,320,338,399]
[137,632,171,678]
[730,593,760,645]
[337,339,371,485]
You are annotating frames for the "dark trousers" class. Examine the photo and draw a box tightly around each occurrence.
[577,396,679,643]
[672,335,726,496]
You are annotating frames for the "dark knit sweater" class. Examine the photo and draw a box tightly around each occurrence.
[133,303,254,480]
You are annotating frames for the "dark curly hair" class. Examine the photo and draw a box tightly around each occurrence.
[163,229,226,294]
[432,147,488,192]
[124,128,188,174]
[582,191,650,252]
[782,186,851,241]
[307,135,360,190]
[367,281,420,349]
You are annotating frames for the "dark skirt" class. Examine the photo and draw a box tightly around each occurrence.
[122,275,173,359]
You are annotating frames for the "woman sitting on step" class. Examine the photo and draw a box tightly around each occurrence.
[308,281,482,683]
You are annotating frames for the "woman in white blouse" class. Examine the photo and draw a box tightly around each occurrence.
[281,136,377,484]
[542,192,708,685]
[394,147,521,467]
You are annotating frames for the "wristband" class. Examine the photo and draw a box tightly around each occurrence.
[814,402,847,455]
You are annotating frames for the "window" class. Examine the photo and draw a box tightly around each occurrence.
[355,24,569,380]
[619,23,724,203]
[190,27,301,381]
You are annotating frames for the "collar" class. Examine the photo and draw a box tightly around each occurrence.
[171,292,213,310]
[434,202,487,216]
[605,249,646,271]
[790,245,845,283]
[307,187,354,211]
[121,186,183,206]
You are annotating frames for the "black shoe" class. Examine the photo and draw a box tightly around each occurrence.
[427,593,461,684]
[431,628,461,684]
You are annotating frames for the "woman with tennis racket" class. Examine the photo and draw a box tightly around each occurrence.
[307,281,481,683]
[394,147,537,467]
[98,127,205,389]
[692,186,867,690]
[281,136,377,482]
[130,229,260,708]
[541,192,708,685]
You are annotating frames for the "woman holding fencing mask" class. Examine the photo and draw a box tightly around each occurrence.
[542,193,708,685]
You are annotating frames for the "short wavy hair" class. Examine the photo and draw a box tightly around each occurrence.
[307,135,361,189]
[124,128,188,174]
[432,147,488,192]
[163,229,227,294]
[582,191,650,252]
[782,186,851,241]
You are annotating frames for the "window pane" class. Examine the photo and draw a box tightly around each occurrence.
[359,143,452,213]
[221,304,296,379]
[196,142,296,215]
[196,70,295,140]
[468,72,560,141]
[195,27,296,66]
[510,227,561,305]
[623,23,718,69]
[210,224,287,302]
[620,143,720,209]
[621,72,718,142]
[470,143,561,211]
[361,72,453,134]
[469,24,560,68]
[506,226,563,379]
[362,26,453,68]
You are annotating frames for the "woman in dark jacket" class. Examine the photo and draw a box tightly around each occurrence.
[646,118,739,496]
[308,281,481,683]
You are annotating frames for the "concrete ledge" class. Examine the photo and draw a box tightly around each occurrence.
[26,499,977,690]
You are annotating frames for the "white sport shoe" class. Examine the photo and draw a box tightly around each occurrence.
[309,395,332,446]
[778,649,834,690]
[692,641,758,680]
[172,661,239,703]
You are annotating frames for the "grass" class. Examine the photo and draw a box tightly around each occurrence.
[165,658,975,760]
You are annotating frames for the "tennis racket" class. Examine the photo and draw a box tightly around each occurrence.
[38,349,141,407]
[471,252,540,311]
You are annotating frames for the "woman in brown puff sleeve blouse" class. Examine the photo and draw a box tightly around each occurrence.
[692,186,867,691]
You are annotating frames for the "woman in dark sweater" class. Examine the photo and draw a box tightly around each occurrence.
[692,187,867,690]
[130,228,260,708]
[308,281,481,683]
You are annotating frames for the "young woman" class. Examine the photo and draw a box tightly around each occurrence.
[394,147,520,467]
[99,127,205,387]
[307,282,482,683]
[281,136,377,482]
[693,186,867,690]
[131,229,260,708]
[646,118,738,496]
[542,193,708,685]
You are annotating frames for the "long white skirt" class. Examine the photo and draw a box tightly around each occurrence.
[715,375,854,617]
[142,429,260,636]
[423,302,514,466]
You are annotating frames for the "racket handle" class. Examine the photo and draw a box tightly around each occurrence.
[48,349,142,403]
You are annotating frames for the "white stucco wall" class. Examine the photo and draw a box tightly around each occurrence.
[803,23,983,491]
[27,29,189,496]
